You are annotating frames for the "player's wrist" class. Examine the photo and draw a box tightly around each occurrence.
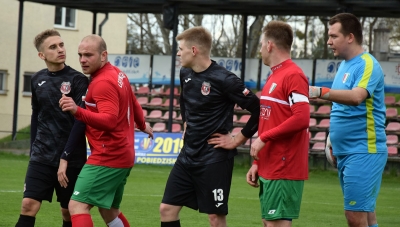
[319,87,330,99]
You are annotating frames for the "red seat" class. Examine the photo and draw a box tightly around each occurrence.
[142,109,147,117]
[386,107,398,119]
[386,122,400,132]
[316,119,330,129]
[255,91,262,98]
[311,142,325,151]
[137,97,149,106]
[171,123,182,133]
[310,132,326,142]
[385,96,396,105]
[388,146,398,156]
[233,115,238,123]
[238,115,251,123]
[231,127,243,135]
[309,118,317,127]
[386,135,398,145]
[147,97,163,106]
[314,105,331,115]
[153,122,166,132]
[163,87,179,96]
[146,110,162,119]
[309,105,315,114]
[161,111,177,120]
[162,98,178,107]
[135,86,149,95]
[175,114,182,121]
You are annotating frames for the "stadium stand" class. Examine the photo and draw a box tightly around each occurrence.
[137,96,149,106]
[310,132,327,143]
[152,122,166,132]
[388,146,398,156]
[135,86,150,96]
[386,107,398,120]
[309,104,315,114]
[309,118,317,128]
[384,95,396,106]
[316,119,330,130]
[147,97,163,106]
[310,142,325,152]
[162,98,178,107]
[171,123,182,133]
[145,110,163,119]
[231,127,243,136]
[161,111,177,120]
[386,122,400,134]
[163,87,180,97]
[313,105,331,117]
[386,134,399,145]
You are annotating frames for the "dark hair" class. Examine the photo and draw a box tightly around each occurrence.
[329,13,363,45]
[176,26,212,54]
[262,21,293,51]
[34,29,61,51]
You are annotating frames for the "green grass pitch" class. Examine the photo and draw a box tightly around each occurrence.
[1,152,400,227]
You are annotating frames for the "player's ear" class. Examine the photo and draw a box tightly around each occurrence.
[38,52,45,60]
[191,46,197,56]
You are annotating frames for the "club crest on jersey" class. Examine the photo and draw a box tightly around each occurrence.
[60,81,71,95]
[342,73,350,83]
[269,83,277,94]
[201,81,211,95]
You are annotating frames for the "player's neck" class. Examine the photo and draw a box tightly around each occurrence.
[47,62,65,72]
[344,46,364,61]
[269,52,290,69]
[192,58,212,73]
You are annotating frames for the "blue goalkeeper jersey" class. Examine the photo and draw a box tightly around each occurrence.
[329,52,387,155]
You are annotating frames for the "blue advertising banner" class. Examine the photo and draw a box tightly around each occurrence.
[86,132,182,165]
[108,54,151,84]
[134,132,183,165]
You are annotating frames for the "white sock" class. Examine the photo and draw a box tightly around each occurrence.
[107,217,124,227]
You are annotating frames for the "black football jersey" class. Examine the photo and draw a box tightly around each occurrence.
[179,61,258,166]
[30,65,88,167]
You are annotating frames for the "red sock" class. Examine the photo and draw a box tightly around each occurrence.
[118,212,130,227]
[71,214,93,227]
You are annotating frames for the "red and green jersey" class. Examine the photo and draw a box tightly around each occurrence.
[255,59,309,180]
[74,62,146,168]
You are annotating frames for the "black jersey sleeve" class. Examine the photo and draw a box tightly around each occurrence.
[179,67,192,122]
[60,119,86,161]
[223,74,260,138]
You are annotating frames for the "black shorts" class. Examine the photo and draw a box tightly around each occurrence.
[161,158,234,215]
[23,161,82,209]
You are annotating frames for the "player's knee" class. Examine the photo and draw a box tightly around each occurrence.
[21,198,41,215]
[208,214,226,227]
[159,203,178,220]
[60,207,71,221]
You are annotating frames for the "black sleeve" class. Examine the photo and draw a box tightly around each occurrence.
[179,68,188,122]
[241,99,259,138]
[223,74,260,138]
[60,119,86,161]
[30,109,38,156]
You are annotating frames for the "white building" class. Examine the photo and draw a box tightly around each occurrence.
[0,0,127,139]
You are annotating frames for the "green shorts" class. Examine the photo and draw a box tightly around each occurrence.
[71,164,132,209]
[259,177,304,220]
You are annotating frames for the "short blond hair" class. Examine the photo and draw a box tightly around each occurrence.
[176,26,212,55]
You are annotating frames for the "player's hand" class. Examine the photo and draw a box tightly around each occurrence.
[309,86,330,99]
[57,159,69,188]
[59,94,78,115]
[246,164,259,187]
[207,133,237,150]
[141,122,154,139]
[250,137,265,160]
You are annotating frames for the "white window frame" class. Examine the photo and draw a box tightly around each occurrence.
[0,70,7,95]
[54,6,77,29]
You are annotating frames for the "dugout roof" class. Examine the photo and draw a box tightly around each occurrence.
[21,0,400,18]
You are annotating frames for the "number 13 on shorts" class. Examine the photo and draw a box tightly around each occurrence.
[212,189,224,201]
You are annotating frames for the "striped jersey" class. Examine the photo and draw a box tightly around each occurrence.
[330,52,387,155]
[256,59,309,180]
